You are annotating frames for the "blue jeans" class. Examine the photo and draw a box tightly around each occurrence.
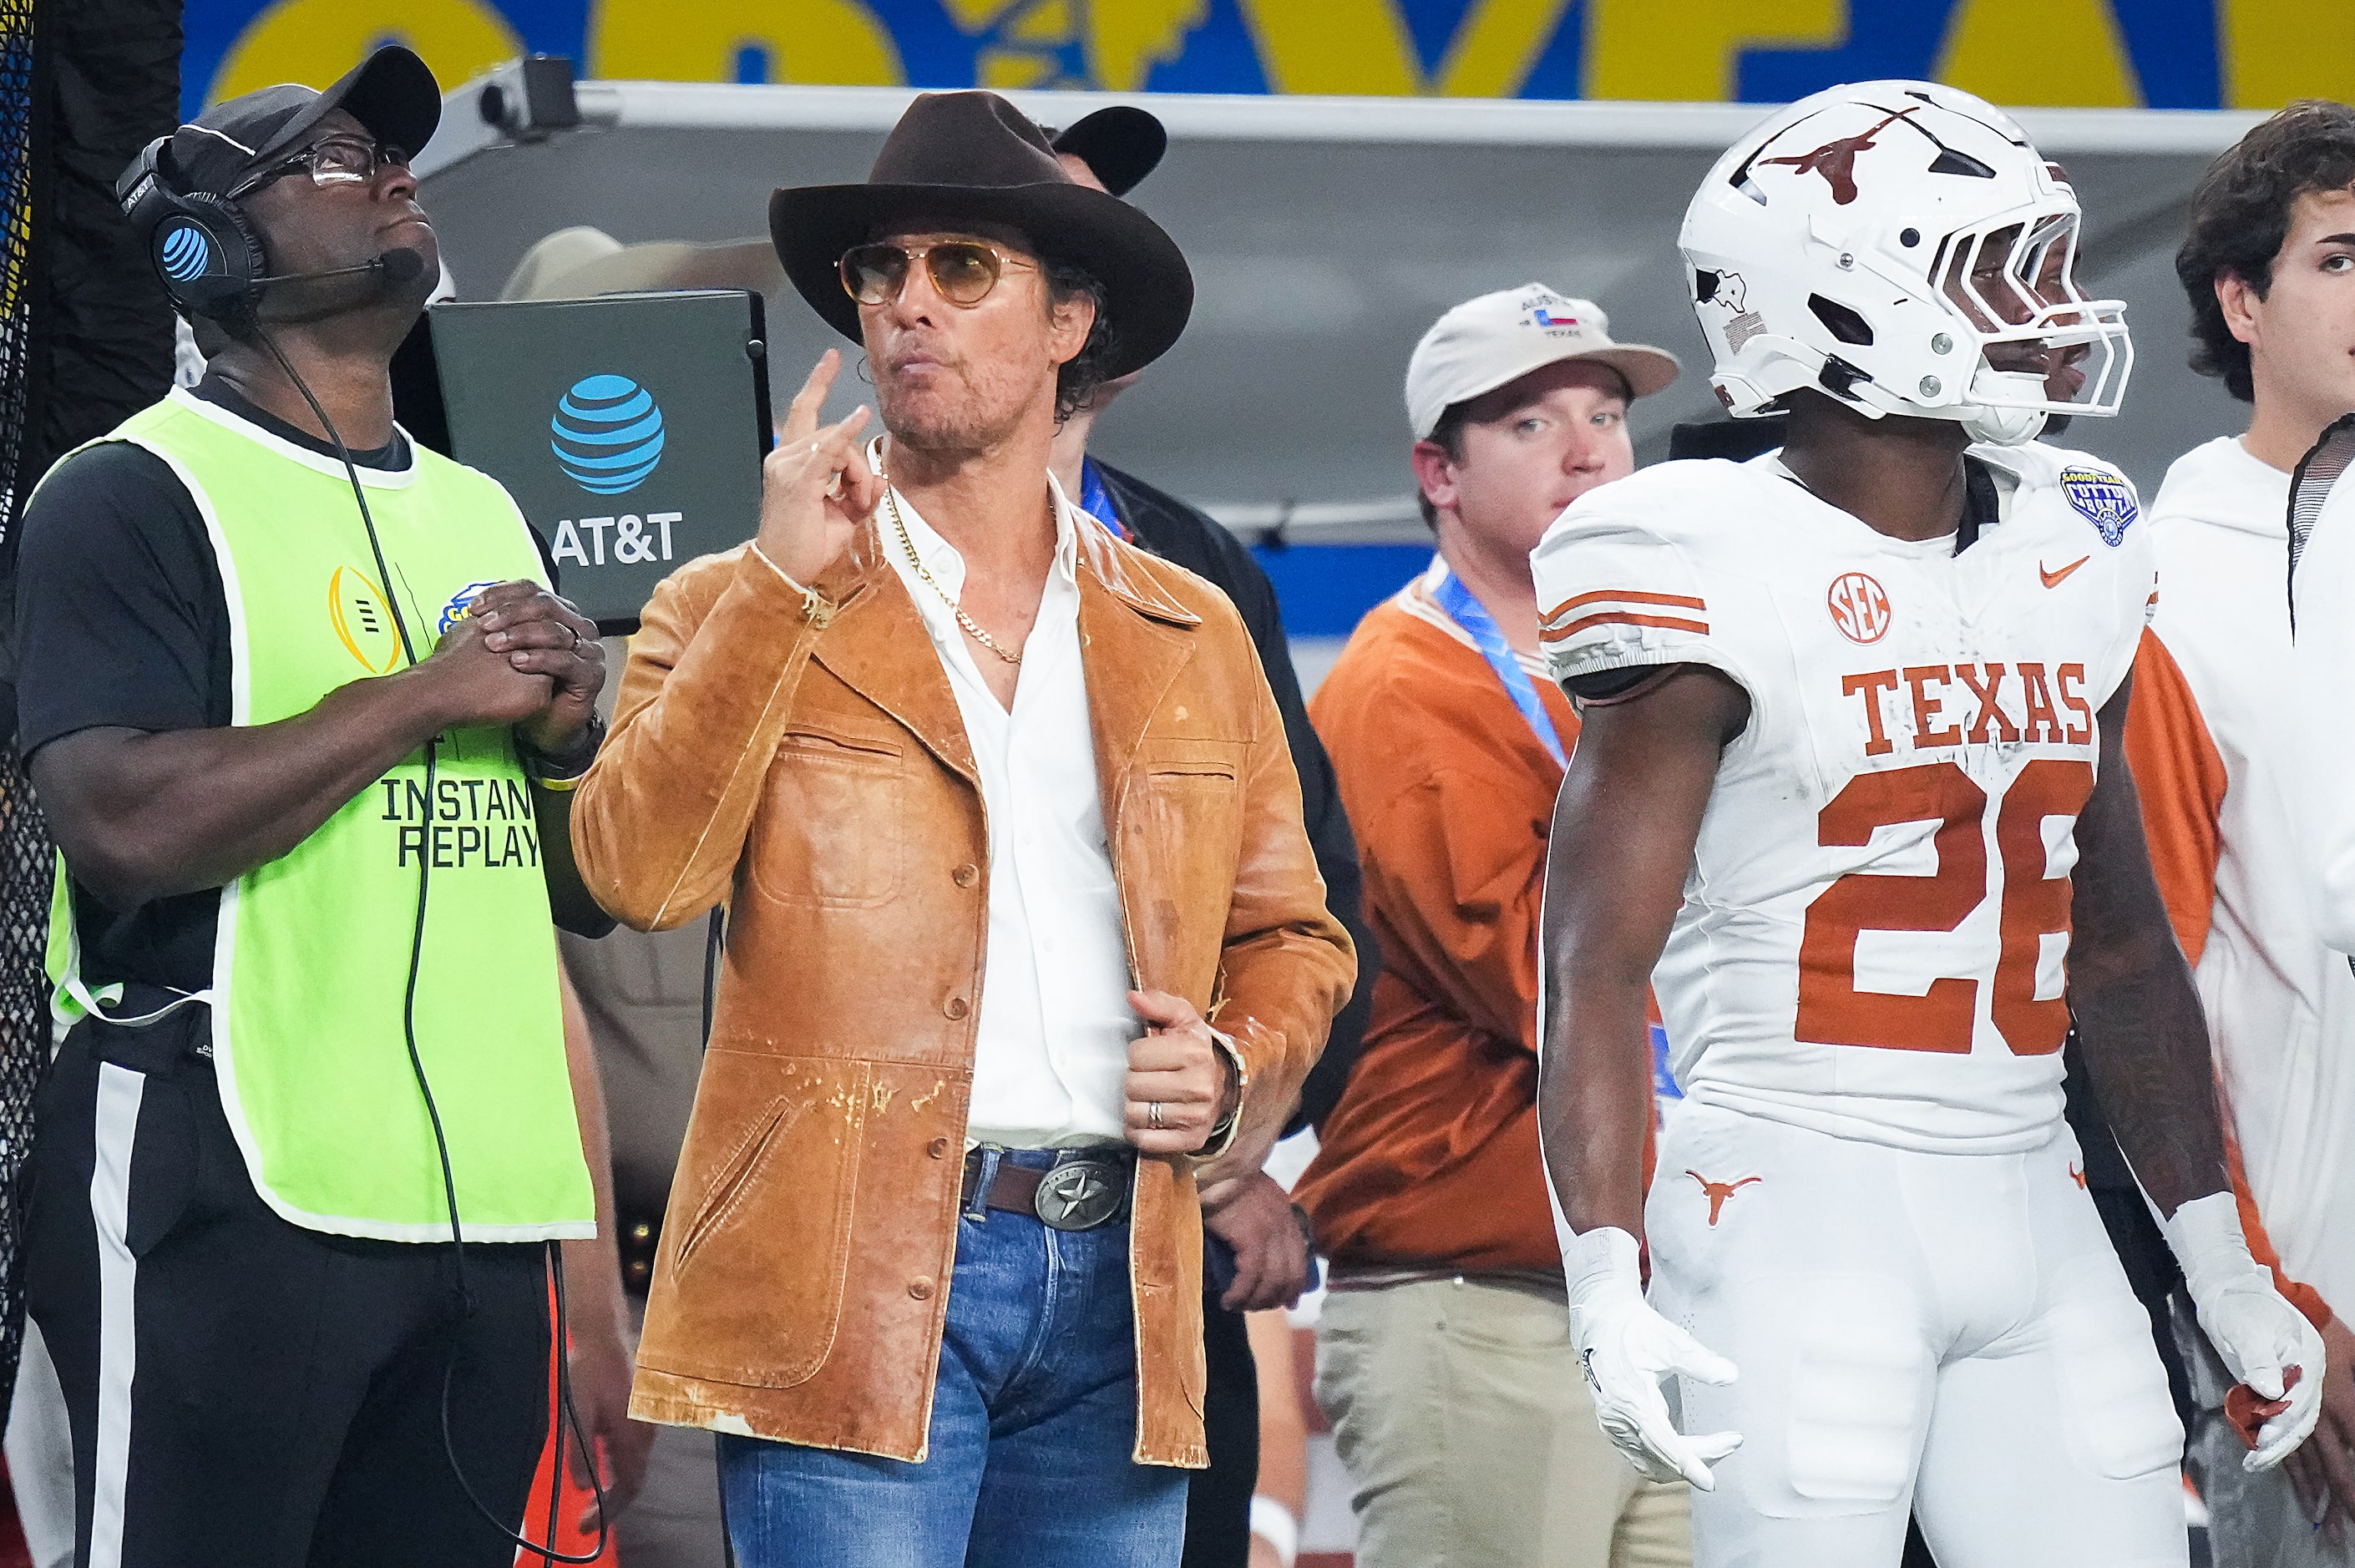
[717,1149,1188,1567]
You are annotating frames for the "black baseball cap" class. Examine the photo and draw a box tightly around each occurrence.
[1046,106,1167,197]
[160,45,440,199]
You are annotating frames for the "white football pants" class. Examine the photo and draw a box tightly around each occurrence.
[1647,1100,2187,1568]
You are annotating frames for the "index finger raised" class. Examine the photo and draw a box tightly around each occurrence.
[777,348,844,446]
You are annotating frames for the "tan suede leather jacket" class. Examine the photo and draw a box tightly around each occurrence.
[571,518,1355,1466]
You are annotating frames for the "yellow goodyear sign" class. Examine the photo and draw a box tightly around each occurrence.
[190,0,2355,116]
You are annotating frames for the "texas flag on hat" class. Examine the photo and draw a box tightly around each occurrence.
[1406,282,1680,438]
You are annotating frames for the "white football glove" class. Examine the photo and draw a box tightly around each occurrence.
[1562,1226,1743,1489]
[2164,1191,2327,1471]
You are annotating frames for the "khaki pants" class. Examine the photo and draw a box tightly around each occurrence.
[1314,1276,1692,1568]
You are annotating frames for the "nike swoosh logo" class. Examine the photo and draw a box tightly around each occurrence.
[2040,555,2090,589]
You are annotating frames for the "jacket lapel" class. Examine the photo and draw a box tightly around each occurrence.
[801,518,1202,844]
[809,521,979,787]
[1077,527,1202,982]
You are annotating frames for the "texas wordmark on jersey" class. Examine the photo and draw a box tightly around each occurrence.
[1533,443,2157,1154]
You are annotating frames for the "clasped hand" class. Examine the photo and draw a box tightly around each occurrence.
[413,580,603,756]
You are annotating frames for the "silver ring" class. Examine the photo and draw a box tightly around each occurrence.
[1148,1100,1164,1130]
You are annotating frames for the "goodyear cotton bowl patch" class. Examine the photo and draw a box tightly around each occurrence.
[2060,467,2138,546]
[440,580,501,635]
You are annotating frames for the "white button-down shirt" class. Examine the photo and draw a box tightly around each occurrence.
[876,463,1140,1149]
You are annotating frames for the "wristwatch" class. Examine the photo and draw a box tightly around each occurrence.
[520,711,606,792]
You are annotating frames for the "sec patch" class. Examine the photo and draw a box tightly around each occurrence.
[2060,467,2138,546]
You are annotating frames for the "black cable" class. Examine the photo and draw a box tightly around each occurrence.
[251,321,609,1562]
[438,1242,607,1565]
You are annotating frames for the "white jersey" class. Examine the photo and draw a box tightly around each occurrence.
[1533,443,2156,1153]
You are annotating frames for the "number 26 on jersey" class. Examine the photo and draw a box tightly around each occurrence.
[1798,758,2093,1056]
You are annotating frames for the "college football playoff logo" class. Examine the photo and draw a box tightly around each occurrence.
[328,565,401,673]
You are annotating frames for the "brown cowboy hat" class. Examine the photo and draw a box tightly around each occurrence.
[769,91,1192,379]
[1048,105,1167,197]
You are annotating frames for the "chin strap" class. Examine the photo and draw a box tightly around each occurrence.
[1958,403,2047,447]
[1956,367,2053,447]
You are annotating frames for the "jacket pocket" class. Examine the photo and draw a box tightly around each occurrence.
[1131,740,1245,852]
[1121,740,1248,984]
[749,722,904,908]
[651,1050,870,1388]
[672,1095,804,1277]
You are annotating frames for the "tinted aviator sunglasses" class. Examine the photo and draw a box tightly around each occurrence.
[838,240,1037,307]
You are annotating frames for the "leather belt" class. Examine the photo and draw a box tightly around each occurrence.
[961,1148,1133,1232]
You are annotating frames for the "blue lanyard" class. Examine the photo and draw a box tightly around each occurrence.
[1430,564,1568,771]
[1077,458,1129,541]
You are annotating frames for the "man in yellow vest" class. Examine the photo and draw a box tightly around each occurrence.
[11,48,623,1568]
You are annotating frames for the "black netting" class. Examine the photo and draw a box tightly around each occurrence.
[2289,412,2355,635]
[0,0,43,1417]
[0,750,43,1414]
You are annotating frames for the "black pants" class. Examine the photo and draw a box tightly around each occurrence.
[1181,1288,1259,1567]
[23,1028,551,1568]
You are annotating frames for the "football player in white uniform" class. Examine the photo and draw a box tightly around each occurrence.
[1532,82,2326,1568]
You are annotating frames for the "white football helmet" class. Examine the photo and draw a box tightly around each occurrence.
[1681,80,2132,446]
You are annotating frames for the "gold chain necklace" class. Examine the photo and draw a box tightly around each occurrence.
[882,472,1026,666]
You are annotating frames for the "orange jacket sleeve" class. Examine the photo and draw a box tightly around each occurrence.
[2125,629,2330,1328]
[2124,630,2224,965]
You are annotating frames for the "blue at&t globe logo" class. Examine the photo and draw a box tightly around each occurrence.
[550,374,666,496]
[160,221,212,283]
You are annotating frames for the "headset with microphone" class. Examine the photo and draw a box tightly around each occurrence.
[118,135,428,321]
[114,130,610,1565]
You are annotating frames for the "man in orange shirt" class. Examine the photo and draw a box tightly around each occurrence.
[1295,285,1685,1567]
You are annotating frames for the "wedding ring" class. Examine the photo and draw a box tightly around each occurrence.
[1148,1100,1165,1130]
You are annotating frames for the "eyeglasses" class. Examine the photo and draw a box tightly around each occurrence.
[838,240,1036,307]
[230,135,409,199]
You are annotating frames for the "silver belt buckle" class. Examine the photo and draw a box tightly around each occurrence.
[1033,1156,1127,1232]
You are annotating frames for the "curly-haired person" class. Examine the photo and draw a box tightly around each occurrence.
[2127,98,2355,1567]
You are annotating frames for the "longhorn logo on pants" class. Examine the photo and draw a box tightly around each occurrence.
[1688,1171,1762,1226]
